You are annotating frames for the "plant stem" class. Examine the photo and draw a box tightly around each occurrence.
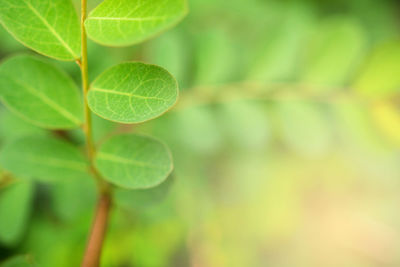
[79,1,111,266]
[79,0,94,160]
[82,192,112,267]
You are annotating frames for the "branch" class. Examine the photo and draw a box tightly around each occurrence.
[82,192,112,267]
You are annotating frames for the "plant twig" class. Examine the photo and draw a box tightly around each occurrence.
[78,0,94,160]
[81,192,112,267]
[79,1,111,266]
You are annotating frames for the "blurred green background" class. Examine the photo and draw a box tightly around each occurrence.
[1,0,400,266]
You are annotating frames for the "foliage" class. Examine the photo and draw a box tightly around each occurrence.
[0,0,186,265]
[0,0,400,266]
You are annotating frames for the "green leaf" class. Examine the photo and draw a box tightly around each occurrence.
[247,3,314,83]
[0,135,90,182]
[174,106,222,154]
[0,0,81,61]
[85,0,188,46]
[300,16,366,88]
[0,55,83,129]
[193,28,237,85]
[0,108,45,143]
[0,181,34,246]
[353,41,400,98]
[87,62,178,124]
[275,101,333,157]
[95,134,173,189]
[218,101,269,150]
[50,177,96,222]
[147,31,188,87]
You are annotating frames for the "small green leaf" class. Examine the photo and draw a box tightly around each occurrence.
[85,0,188,46]
[87,62,178,124]
[0,55,83,129]
[0,0,81,61]
[0,181,34,246]
[0,135,90,182]
[95,134,173,189]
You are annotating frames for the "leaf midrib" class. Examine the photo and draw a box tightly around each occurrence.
[24,0,78,59]
[25,155,87,172]
[97,152,168,170]
[91,87,169,101]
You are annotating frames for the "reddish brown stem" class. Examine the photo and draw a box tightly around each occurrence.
[81,192,111,267]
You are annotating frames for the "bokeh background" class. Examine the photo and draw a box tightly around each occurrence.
[1,0,400,266]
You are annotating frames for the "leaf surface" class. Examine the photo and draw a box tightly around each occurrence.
[95,134,173,189]
[85,0,188,46]
[0,181,34,246]
[0,55,83,129]
[0,135,90,182]
[0,0,81,60]
[88,62,178,123]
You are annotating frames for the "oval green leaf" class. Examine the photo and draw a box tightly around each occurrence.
[0,181,34,246]
[0,55,83,129]
[0,0,81,61]
[0,135,90,182]
[85,0,188,46]
[95,134,173,189]
[87,62,178,124]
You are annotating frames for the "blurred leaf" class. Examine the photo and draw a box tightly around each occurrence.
[353,40,400,97]
[0,55,83,129]
[193,28,237,85]
[371,102,400,147]
[95,134,173,189]
[102,215,184,267]
[301,16,366,88]
[247,3,314,82]
[0,181,34,246]
[87,62,178,124]
[50,177,96,222]
[218,101,269,150]
[0,255,35,267]
[174,106,222,154]
[348,0,398,42]
[85,0,188,46]
[24,216,87,267]
[0,108,44,143]
[130,220,184,267]
[0,0,80,61]
[0,135,90,182]
[0,25,25,53]
[276,101,333,157]
[115,175,173,210]
[332,100,388,152]
[146,31,189,88]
